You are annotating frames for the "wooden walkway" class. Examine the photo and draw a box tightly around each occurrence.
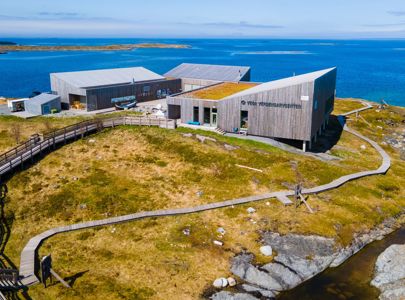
[1,103,391,288]
[0,116,176,178]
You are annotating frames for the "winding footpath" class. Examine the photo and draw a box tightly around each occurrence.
[12,102,391,287]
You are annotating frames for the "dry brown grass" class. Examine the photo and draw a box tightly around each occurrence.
[186,82,258,100]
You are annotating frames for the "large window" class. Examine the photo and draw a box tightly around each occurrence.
[157,89,170,99]
[142,86,151,97]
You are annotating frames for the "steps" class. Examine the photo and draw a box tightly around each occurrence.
[215,127,226,135]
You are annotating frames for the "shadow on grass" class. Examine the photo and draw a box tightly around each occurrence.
[0,183,32,299]
[64,270,89,287]
[45,270,88,289]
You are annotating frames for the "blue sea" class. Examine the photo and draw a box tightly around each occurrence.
[1,38,405,107]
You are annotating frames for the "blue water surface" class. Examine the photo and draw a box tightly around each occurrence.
[1,38,405,106]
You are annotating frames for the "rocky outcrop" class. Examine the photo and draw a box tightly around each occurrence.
[330,218,397,267]
[211,291,258,300]
[210,217,402,300]
[371,244,405,300]
[225,233,337,298]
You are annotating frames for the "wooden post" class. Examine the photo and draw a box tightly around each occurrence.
[299,194,314,214]
[64,128,66,145]
[50,268,71,288]
[302,141,307,152]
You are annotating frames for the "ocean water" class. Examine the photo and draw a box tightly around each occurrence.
[1,38,405,107]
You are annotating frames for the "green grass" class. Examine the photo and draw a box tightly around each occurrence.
[0,99,404,299]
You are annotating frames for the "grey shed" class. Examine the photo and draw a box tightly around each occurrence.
[25,93,61,116]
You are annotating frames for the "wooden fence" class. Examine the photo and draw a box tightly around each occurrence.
[0,116,176,178]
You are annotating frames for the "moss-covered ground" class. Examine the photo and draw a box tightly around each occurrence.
[0,98,403,299]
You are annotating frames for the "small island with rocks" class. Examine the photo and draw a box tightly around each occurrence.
[0,43,191,52]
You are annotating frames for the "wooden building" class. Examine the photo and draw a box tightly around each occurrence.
[167,68,337,151]
[164,63,251,92]
[51,67,181,111]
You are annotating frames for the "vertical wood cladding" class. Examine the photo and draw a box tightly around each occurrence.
[50,75,86,106]
[169,68,336,142]
[218,69,336,141]
[311,68,337,137]
[85,79,181,111]
[218,81,314,141]
[166,96,219,124]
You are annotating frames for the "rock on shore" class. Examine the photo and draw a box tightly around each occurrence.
[371,244,405,300]
[227,233,337,298]
[210,217,401,300]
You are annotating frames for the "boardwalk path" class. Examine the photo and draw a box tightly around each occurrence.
[14,103,390,286]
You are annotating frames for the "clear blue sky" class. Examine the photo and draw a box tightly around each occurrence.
[1,0,405,38]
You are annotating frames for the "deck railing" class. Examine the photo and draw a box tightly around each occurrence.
[0,116,175,178]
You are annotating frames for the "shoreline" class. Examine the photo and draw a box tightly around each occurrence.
[0,43,191,52]
[211,213,405,300]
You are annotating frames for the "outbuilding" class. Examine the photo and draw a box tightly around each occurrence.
[7,98,28,112]
[167,67,337,151]
[24,93,61,116]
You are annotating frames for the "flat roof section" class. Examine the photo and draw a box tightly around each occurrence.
[180,82,259,100]
[51,67,164,89]
[164,63,250,82]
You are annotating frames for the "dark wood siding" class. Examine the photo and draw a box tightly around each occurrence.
[85,79,181,111]
[311,68,337,137]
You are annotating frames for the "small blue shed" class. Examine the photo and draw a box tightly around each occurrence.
[25,93,61,116]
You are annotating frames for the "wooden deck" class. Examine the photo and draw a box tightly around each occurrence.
[0,103,392,289]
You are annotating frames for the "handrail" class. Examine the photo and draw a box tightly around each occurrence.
[0,116,175,179]
[0,134,40,166]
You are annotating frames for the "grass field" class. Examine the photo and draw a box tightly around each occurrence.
[0,98,404,299]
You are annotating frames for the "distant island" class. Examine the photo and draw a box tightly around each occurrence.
[0,41,17,45]
[0,43,190,52]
